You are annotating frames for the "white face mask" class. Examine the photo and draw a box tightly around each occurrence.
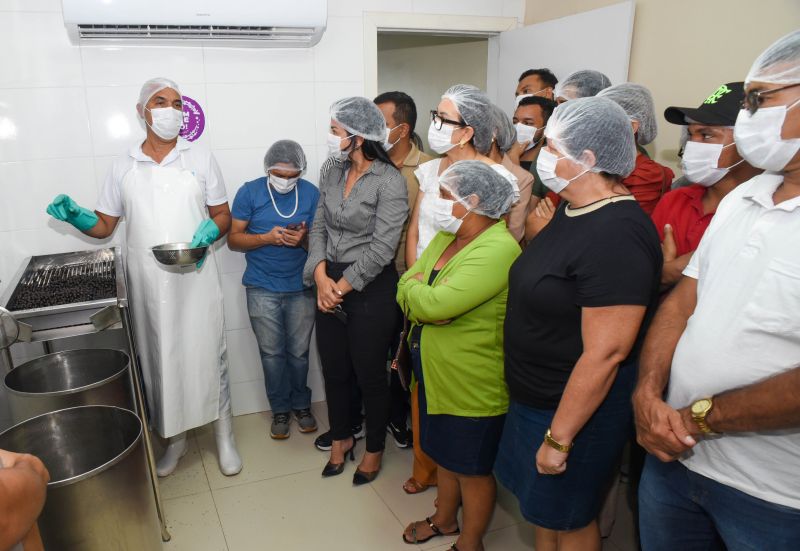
[734,99,800,171]
[681,141,743,187]
[428,122,457,154]
[327,132,353,161]
[514,88,547,106]
[431,196,469,234]
[514,122,540,151]
[146,107,183,140]
[536,148,589,194]
[269,173,300,194]
[382,125,402,151]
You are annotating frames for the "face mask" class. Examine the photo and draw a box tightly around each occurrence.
[681,141,743,187]
[327,132,353,161]
[514,88,547,106]
[536,148,589,193]
[431,196,470,234]
[428,122,457,154]
[514,122,540,151]
[269,173,300,194]
[734,100,800,171]
[146,107,183,140]
[382,125,402,151]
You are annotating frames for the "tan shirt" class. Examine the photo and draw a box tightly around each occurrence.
[396,143,433,273]
[502,154,534,242]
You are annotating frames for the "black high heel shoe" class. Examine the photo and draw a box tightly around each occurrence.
[321,437,355,477]
[352,451,383,485]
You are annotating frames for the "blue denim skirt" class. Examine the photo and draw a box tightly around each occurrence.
[412,343,505,476]
[494,362,636,530]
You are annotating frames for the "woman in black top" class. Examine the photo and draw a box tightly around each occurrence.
[495,97,662,551]
[303,97,408,484]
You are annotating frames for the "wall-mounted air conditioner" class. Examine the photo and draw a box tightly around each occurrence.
[62,0,327,48]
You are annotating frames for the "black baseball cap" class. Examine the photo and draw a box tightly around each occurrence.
[664,82,744,126]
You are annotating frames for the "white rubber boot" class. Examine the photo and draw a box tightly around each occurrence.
[214,413,243,476]
[215,365,242,476]
[156,432,188,477]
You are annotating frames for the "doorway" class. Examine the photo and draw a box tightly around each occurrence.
[377,33,488,152]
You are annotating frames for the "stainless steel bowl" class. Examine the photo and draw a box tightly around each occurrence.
[151,242,207,266]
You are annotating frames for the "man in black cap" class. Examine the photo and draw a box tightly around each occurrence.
[651,82,761,289]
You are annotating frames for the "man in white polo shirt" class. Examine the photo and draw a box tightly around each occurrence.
[632,30,800,550]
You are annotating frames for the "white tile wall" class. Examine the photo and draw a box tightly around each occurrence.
[0,0,521,416]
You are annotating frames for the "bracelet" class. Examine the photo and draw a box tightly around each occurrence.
[544,428,573,453]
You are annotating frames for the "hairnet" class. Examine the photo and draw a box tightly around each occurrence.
[439,160,515,219]
[555,70,611,101]
[544,96,636,177]
[330,96,387,142]
[488,104,517,154]
[137,77,181,117]
[746,30,800,85]
[597,83,657,145]
[264,139,307,174]
[441,84,494,154]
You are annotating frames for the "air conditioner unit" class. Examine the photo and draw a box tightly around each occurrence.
[62,0,327,47]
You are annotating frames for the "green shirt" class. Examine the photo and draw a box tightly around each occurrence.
[396,221,521,417]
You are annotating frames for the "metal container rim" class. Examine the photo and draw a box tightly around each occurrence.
[3,348,130,397]
[0,405,143,489]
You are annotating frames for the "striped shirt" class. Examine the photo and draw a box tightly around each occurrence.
[303,157,408,291]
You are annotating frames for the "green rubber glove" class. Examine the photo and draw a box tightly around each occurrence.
[46,194,99,232]
[189,219,220,268]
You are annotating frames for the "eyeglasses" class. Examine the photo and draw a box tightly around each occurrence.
[430,110,466,130]
[741,82,800,115]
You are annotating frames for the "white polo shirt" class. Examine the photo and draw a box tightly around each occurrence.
[96,138,228,217]
[667,172,800,509]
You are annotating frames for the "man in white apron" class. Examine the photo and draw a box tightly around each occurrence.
[46,77,242,477]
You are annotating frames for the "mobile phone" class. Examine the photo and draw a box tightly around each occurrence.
[286,222,302,231]
[332,305,348,324]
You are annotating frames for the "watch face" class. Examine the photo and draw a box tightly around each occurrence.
[692,398,712,415]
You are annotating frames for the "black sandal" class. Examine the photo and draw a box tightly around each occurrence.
[402,516,460,544]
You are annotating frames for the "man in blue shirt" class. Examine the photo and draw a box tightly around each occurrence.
[229,140,320,439]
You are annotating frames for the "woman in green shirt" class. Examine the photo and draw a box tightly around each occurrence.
[397,161,520,551]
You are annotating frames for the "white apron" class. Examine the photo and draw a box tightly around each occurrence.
[121,153,224,438]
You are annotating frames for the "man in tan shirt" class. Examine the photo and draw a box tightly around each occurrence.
[375,92,433,273]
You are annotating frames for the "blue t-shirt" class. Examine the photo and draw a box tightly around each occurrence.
[231,177,320,292]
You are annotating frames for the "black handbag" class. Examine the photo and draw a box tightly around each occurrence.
[391,315,412,391]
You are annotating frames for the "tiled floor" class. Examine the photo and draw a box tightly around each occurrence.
[158,402,638,551]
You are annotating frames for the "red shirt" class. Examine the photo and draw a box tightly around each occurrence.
[623,152,675,215]
[650,184,713,257]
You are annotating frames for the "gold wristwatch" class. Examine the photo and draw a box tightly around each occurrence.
[690,397,716,434]
[544,428,573,453]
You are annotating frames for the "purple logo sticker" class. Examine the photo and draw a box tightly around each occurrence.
[180,95,205,142]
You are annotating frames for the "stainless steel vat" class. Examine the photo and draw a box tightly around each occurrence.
[0,406,162,550]
[3,349,133,424]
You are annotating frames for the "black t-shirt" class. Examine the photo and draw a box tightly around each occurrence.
[504,198,662,409]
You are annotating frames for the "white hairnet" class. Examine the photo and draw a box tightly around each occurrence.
[441,84,494,154]
[330,96,387,142]
[439,160,515,219]
[555,70,611,101]
[746,30,800,85]
[137,77,181,117]
[597,83,657,145]
[264,139,307,174]
[487,105,517,154]
[544,97,636,178]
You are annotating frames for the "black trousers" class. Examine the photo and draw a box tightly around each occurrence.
[316,263,398,453]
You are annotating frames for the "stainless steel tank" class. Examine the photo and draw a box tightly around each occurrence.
[0,406,162,550]
[3,348,133,424]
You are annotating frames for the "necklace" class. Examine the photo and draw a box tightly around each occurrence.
[266,181,299,219]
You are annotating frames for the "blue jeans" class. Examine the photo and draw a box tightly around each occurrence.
[246,287,315,414]
[639,455,800,551]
